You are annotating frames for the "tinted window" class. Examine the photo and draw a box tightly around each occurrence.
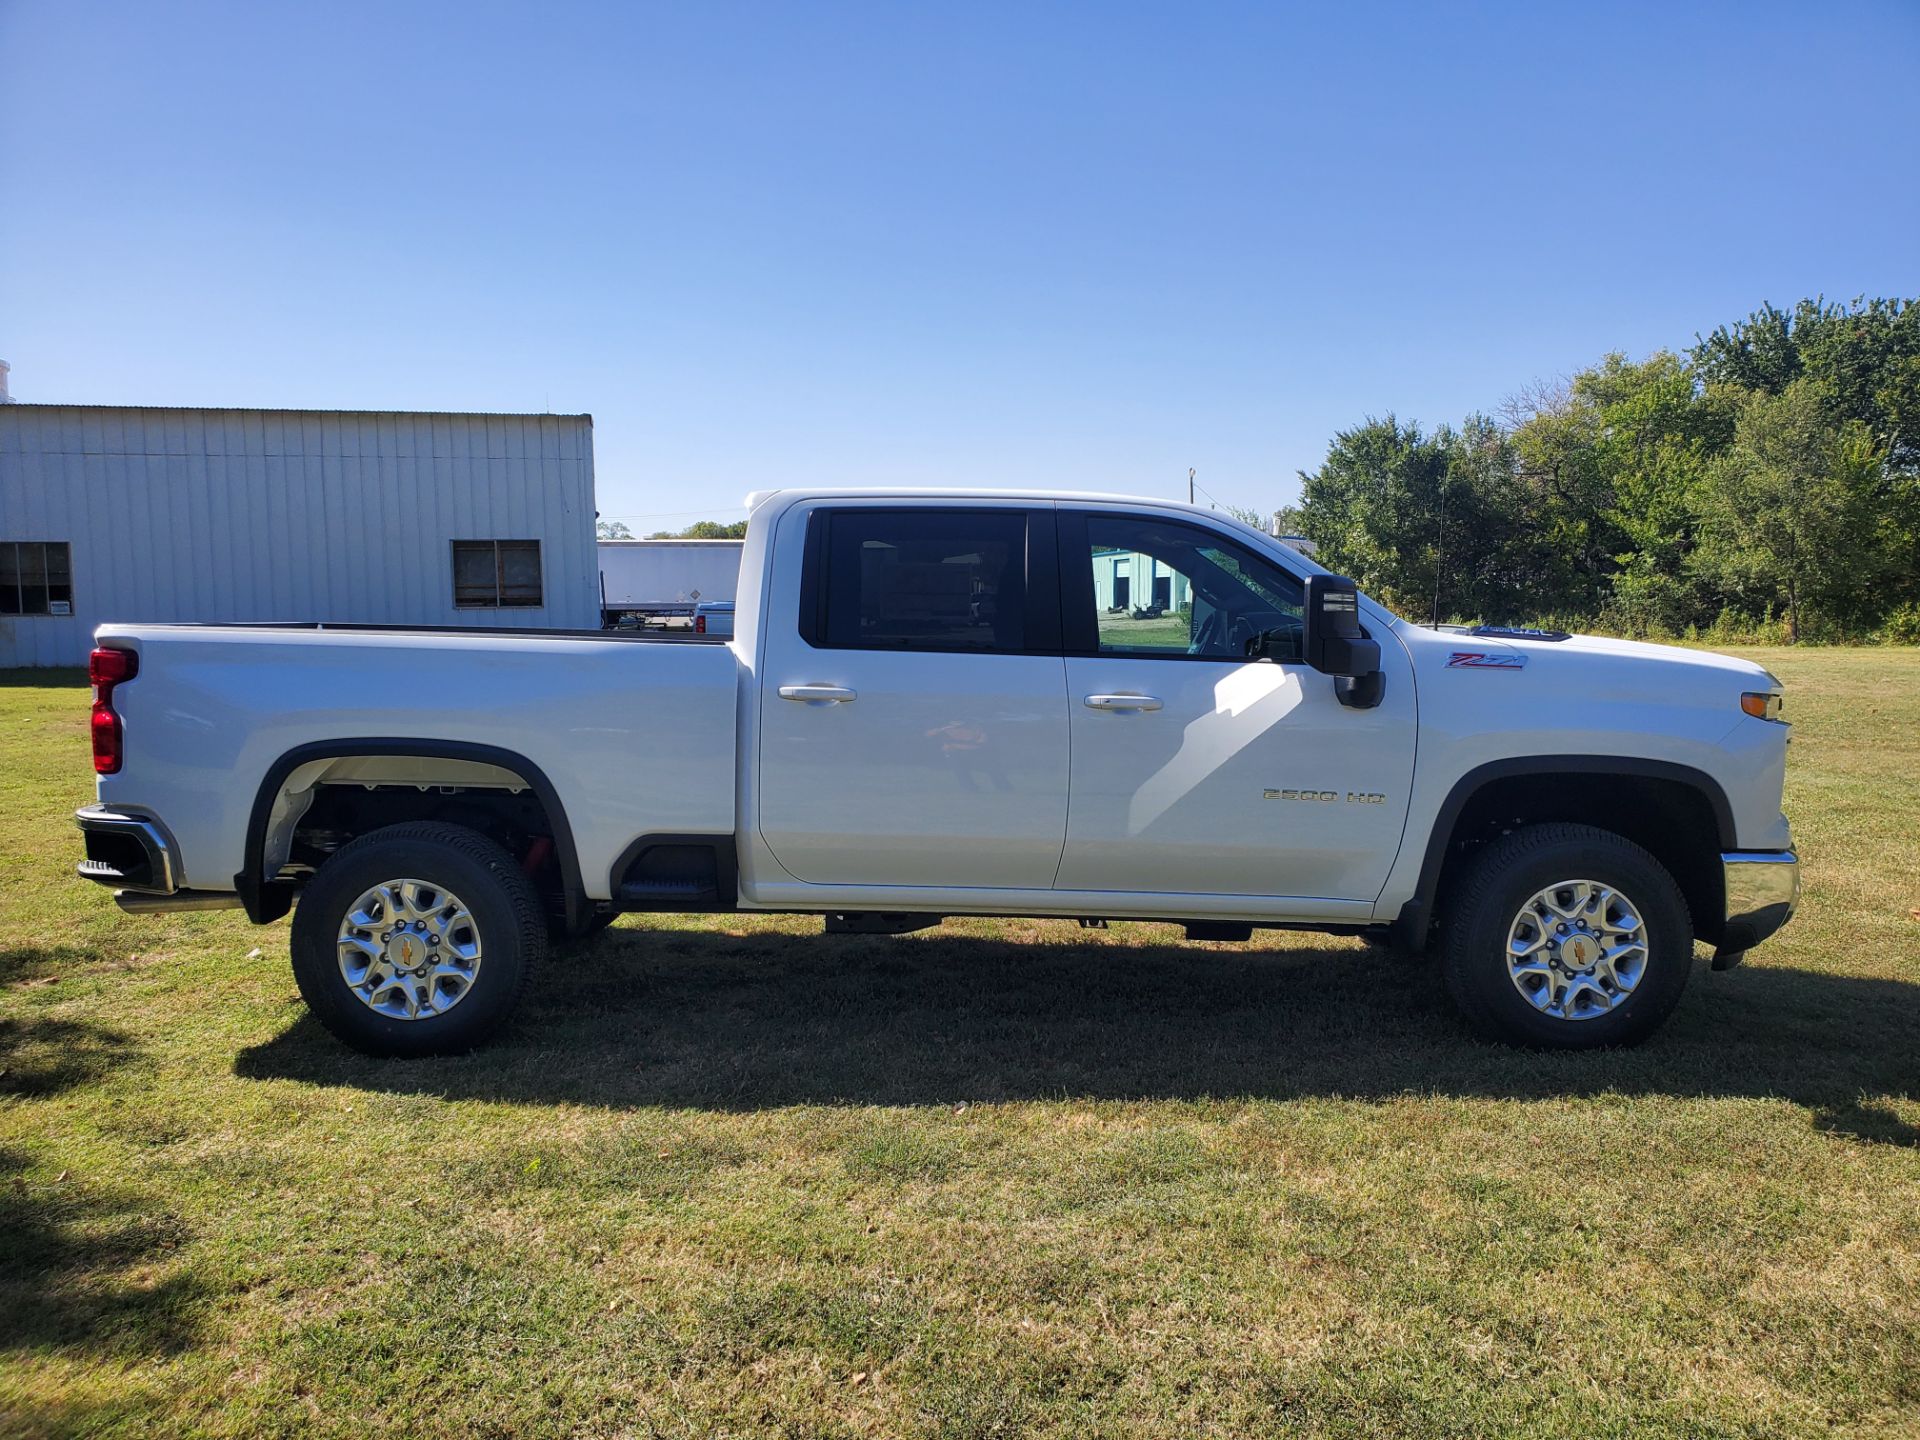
[1078,515,1305,661]
[819,509,1027,652]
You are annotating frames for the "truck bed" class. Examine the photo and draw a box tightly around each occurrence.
[92,621,740,901]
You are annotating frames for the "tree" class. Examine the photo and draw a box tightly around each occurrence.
[1693,296,1920,468]
[1268,503,1307,536]
[1691,380,1890,640]
[645,520,748,539]
[595,519,633,539]
[1224,504,1269,531]
[1502,377,1617,618]
[1573,352,1729,632]
[1291,294,1920,637]
[1297,416,1459,619]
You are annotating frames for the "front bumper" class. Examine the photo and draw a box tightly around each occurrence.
[1715,849,1800,966]
[75,806,243,914]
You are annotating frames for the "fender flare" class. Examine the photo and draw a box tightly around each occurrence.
[235,738,585,929]
[1391,755,1737,951]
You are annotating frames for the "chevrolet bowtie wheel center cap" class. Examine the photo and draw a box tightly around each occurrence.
[1504,878,1648,1022]
[336,878,484,1021]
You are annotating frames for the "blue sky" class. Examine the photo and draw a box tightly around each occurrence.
[3,1,1915,527]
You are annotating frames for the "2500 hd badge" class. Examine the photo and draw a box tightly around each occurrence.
[1264,788,1388,804]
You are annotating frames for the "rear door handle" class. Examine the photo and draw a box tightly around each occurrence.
[779,684,857,704]
[1083,693,1163,712]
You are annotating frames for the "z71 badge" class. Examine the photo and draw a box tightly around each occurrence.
[1447,651,1526,669]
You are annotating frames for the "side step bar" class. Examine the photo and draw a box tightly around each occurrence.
[617,877,720,908]
[114,890,247,915]
[824,912,944,936]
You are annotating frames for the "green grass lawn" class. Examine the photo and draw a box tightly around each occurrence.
[3,650,1918,1438]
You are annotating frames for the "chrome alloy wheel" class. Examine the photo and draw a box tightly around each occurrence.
[1505,878,1648,1021]
[336,878,483,1021]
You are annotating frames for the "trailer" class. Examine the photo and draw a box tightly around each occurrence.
[598,539,744,627]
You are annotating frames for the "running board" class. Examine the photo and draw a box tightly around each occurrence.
[114,889,247,915]
[824,912,945,935]
[616,878,720,909]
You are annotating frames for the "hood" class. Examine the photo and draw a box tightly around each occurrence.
[1406,624,1776,700]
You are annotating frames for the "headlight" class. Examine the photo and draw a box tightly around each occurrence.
[1741,691,1784,722]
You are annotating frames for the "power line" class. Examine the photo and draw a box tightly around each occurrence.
[1189,474,1238,513]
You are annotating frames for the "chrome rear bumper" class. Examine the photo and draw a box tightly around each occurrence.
[75,805,246,914]
[1715,850,1800,966]
[75,805,179,894]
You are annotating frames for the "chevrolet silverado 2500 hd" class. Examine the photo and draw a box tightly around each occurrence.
[76,489,1799,1055]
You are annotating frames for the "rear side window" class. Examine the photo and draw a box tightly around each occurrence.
[812,509,1029,653]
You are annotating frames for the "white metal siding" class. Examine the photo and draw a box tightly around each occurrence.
[597,539,744,610]
[0,406,598,666]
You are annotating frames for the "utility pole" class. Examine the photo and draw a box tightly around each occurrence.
[1188,467,1195,505]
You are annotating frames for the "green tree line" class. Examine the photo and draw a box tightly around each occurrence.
[1294,296,1920,642]
[596,519,749,540]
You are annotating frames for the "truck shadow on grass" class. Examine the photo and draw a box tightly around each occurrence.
[235,926,1920,1145]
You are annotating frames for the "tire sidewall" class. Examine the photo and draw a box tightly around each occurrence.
[291,829,533,1057]
[1449,831,1693,1048]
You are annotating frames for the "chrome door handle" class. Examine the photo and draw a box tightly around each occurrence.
[778,684,857,704]
[1083,693,1163,712]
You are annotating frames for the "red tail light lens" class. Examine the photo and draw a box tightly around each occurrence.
[90,647,137,686]
[89,647,138,774]
[695,615,706,633]
[91,706,123,773]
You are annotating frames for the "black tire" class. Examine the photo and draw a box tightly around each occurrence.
[1440,822,1693,1049]
[290,822,545,1057]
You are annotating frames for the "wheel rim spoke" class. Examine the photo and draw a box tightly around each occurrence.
[337,876,484,1023]
[1504,876,1647,1022]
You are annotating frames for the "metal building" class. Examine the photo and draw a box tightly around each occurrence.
[0,404,599,666]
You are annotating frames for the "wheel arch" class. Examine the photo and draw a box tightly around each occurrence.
[1394,756,1735,954]
[236,738,586,931]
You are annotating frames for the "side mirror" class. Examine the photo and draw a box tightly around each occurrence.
[1303,574,1384,709]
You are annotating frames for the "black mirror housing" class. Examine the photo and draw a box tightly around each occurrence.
[1303,574,1385,708]
[1303,574,1378,676]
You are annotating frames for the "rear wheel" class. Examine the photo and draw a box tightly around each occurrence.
[291,822,545,1056]
[1440,823,1693,1049]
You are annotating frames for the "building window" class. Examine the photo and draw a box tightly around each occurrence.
[0,542,73,616]
[812,509,1028,653]
[452,540,543,608]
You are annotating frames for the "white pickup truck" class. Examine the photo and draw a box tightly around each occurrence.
[76,488,1799,1056]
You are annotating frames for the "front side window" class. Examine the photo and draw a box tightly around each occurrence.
[1073,514,1304,661]
[0,541,73,616]
[813,509,1028,653]
[452,540,543,608]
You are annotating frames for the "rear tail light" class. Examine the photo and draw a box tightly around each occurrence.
[695,614,707,633]
[89,646,138,774]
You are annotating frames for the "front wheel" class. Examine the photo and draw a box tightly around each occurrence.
[1440,823,1693,1049]
[290,822,546,1057]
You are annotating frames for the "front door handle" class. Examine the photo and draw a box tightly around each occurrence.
[1083,693,1163,712]
[779,684,857,705]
